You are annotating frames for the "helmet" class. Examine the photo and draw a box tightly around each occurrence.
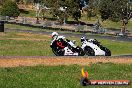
[81,36,86,42]
[51,32,58,38]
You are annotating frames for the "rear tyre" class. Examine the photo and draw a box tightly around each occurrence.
[76,46,85,56]
[84,46,95,56]
[52,48,64,56]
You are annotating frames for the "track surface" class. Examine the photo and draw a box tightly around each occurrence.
[0,56,132,67]
[5,28,132,42]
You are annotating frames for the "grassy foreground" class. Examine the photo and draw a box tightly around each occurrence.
[0,31,132,56]
[0,63,131,88]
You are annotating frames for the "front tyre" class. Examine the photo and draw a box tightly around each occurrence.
[104,48,111,56]
[100,47,111,56]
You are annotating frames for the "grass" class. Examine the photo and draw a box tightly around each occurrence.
[20,10,53,19]
[5,23,87,35]
[0,31,132,56]
[5,24,72,33]
[80,14,132,32]
[0,32,53,56]
[20,10,36,17]
[98,39,132,55]
[101,20,132,32]
[5,24,46,31]
[0,63,132,88]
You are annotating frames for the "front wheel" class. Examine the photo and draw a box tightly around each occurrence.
[100,46,111,56]
[84,46,95,56]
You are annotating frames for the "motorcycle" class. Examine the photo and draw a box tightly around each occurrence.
[50,38,85,56]
[81,36,111,56]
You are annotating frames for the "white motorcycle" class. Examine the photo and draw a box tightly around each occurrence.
[81,36,111,56]
[50,38,85,56]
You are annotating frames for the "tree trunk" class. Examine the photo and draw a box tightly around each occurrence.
[36,17,39,24]
[121,19,127,35]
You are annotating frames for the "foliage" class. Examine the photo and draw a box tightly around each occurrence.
[83,0,97,20]
[1,0,20,17]
[98,0,132,22]
[42,0,81,22]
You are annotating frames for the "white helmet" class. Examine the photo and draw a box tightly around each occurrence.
[51,32,58,38]
[81,36,86,42]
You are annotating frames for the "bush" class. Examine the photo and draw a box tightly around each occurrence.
[1,0,20,17]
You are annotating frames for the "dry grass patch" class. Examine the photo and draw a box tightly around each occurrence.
[16,33,50,37]
[7,38,47,41]
[0,57,132,67]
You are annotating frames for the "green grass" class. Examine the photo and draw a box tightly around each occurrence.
[99,39,132,55]
[101,20,132,32]
[20,10,53,19]
[0,32,53,56]
[80,14,132,32]
[0,63,132,88]
[5,24,45,31]
[5,24,70,33]
[0,39,52,56]
[5,23,85,34]
[20,10,36,17]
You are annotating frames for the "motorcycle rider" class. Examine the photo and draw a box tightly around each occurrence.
[50,32,76,48]
[50,32,85,56]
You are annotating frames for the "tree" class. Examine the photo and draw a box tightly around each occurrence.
[1,0,20,17]
[42,0,81,23]
[98,0,132,34]
[0,0,7,6]
[82,0,97,20]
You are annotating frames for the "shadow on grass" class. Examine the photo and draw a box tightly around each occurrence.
[66,21,94,26]
[44,17,58,21]
[20,9,29,14]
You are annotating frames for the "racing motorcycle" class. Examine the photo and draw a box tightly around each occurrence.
[50,38,85,56]
[81,36,111,56]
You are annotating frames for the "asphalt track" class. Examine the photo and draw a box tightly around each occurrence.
[5,28,132,42]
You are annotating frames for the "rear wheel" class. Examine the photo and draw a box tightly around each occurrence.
[76,46,85,56]
[52,47,64,56]
[84,46,95,56]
